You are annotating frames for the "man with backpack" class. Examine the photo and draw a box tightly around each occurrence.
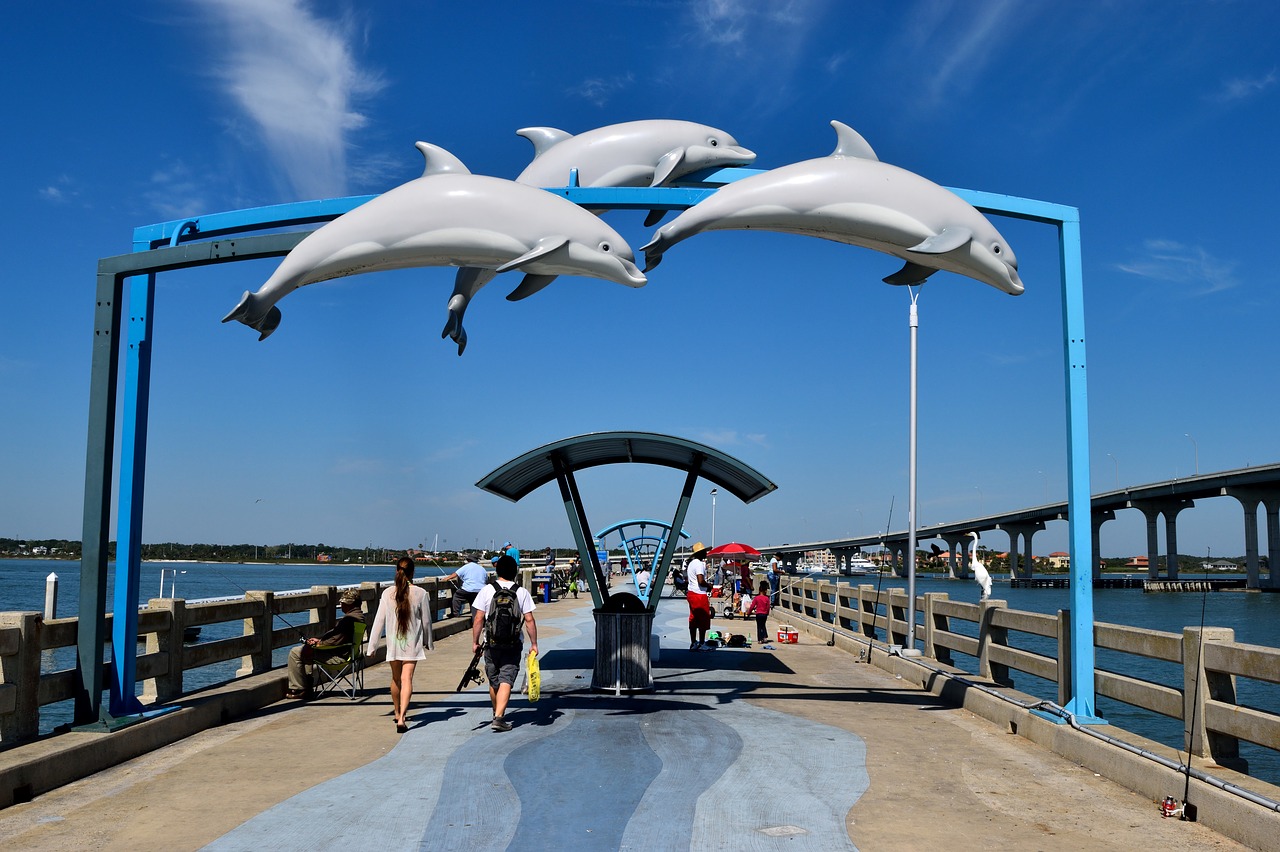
[471,554,538,732]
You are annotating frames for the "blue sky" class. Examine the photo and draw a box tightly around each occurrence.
[3,1,1277,560]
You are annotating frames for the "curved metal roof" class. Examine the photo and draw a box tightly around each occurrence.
[476,431,777,504]
[594,518,690,540]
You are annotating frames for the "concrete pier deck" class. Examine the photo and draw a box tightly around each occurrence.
[0,595,1251,850]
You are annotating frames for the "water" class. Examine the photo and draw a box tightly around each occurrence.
[1,558,451,736]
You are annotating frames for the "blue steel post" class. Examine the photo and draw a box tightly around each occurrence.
[1057,213,1100,721]
[109,269,155,715]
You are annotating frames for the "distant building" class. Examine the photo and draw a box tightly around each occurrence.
[1046,551,1070,569]
[1125,556,1149,568]
[1201,559,1240,572]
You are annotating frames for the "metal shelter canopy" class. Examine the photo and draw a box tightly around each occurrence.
[476,431,776,610]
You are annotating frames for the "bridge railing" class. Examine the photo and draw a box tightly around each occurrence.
[771,575,1280,776]
[0,569,551,743]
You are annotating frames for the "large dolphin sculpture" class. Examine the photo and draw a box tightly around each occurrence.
[641,121,1024,296]
[442,119,755,354]
[222,142,646,341]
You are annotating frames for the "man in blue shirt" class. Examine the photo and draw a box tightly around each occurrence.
[443,551,491,616]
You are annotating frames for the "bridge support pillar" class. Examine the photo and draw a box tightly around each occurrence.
[1225,487,1280,590]
[998,522,1045,580]
[1132,499,1193,579]
[941,534,969,579]
[1091,510,1114,580]
[885,540,907,577]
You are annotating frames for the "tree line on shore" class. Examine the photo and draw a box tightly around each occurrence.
[0,538,581,565]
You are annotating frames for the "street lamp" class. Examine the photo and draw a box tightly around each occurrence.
[1106,453,1119,489]
[1185,433,1199,475]
[710,488,718,549]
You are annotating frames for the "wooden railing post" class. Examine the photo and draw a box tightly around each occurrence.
[922,593,951,664]
[0,612,42,741]
[889,589,908,646]
[144,597,185,703]
[238,591,274,677]
[1184,626,1243,770]
[311,586,337,631]
[857,584,877,638]
[978,599,1011,686]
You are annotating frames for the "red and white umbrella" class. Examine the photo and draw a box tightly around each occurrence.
[707,542,761,559]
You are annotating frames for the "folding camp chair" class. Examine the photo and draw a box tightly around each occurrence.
[313,621,366,699]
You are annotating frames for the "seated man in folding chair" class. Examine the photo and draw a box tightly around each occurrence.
[286,588,364,699]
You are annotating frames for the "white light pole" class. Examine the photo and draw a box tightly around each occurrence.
[1106,453,1119,489]
[710,488,718,549]
[1184,433,1199,475]
[903,286,922,656]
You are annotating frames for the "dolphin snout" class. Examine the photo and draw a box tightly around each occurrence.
[617,255,647,286]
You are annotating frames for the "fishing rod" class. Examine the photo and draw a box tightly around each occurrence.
[868,495,894,657]
[1169,559,1212,821]
[202,564,341,643]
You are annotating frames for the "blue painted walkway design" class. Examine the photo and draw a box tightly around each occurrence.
[206,605,869,850]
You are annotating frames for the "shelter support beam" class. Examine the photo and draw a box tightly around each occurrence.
[650,461,703,606]
[552,453,607,609]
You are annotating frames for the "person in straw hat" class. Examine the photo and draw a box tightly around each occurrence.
[686,542,713,650]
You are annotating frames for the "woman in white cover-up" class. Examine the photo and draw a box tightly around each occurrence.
[366,555,433,732]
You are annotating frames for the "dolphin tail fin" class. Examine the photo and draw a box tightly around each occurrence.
[506,274,558,301]
[640,234,666,273]
[441,292,471,355]
[643,209,668,227]
[883,262,935,286]
[440,313,469,356]
[221,291,282,341]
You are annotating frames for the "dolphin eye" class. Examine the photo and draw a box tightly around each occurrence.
[708,137,719,147]
[992,243,1003,256]
[599,241,612,253]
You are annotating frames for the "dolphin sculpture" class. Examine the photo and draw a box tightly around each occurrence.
[441,119,755,354]
[222,141,646,341]
[641,121,1024,296]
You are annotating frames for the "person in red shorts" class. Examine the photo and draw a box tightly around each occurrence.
[686,542,713,650]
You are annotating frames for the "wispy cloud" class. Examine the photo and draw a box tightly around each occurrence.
[568,73,635,108]
[694,429,769,448]
[677,0,831,115]
[1116,239,1238,295]
[904,0,1025,108]
[193,0,383,200]
[1212,69,1277,104]
[37,175,80,205]
[143,159,211,220]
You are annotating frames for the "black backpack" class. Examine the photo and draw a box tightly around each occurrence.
[485,580,523,647]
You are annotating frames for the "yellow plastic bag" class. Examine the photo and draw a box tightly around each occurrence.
[526,650,541,703]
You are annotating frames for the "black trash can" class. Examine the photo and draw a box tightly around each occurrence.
[591,592,654,694]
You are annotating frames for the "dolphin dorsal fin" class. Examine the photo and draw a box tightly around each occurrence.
[517,127,574,159]
[829,120,878,161]
[415,141,471,177]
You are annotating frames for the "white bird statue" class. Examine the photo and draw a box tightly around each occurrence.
[968,532,992,601]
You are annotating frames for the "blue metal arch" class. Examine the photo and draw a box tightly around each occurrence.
[85,167,1096,727]
[594,519,690,605]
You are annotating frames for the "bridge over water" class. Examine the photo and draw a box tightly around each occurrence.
[761,462,1280,589]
